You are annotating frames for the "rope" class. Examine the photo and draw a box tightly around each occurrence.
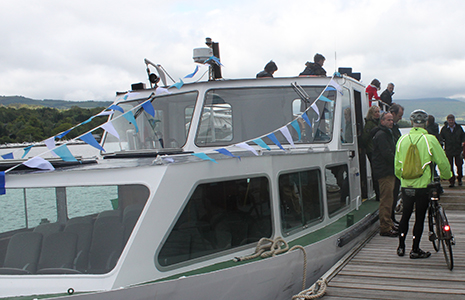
[234,237,310,296]
[292,278,327,300]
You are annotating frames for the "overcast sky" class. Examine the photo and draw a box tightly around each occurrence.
[1,0,465,102]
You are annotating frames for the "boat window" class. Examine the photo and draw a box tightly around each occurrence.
[340,88,353,143]
[279,169,323,233]
[325,165,350,216]
[158,177,271,267]
[195,87,336,147]
[103,91,198,152]
[0,184,149,275]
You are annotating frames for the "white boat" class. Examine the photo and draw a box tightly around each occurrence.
[0,39,378,299]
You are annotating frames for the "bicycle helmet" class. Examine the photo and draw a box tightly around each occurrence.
[410,109,428,124]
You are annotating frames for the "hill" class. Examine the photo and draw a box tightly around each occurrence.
[0,96,112,109]
[395,98,465,123]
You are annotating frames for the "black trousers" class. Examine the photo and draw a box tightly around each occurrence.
[398,188,429,250]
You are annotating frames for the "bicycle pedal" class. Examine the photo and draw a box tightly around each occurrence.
[429,232,436,241]
[451,237,456,246]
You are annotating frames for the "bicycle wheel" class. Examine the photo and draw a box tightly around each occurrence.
[428,207,440,252]
[441,239,454,270]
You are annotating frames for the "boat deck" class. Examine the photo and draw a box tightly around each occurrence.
[319,183,465,299]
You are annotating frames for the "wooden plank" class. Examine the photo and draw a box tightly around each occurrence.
[318,209,465,299]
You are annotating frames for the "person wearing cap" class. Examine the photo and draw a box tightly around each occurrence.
[299,53,326,76]
[439,114,465,187]
[395,109,452,259]
[256,61,278,78]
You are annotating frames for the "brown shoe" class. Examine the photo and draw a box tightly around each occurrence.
[380,229,399,237]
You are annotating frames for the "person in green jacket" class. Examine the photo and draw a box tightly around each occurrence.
[395,109,452,259]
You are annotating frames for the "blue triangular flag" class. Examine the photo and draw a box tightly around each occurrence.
[252,138,271,150]
[267,133,285,150]
[184,65,199,78]
[290,120,301,140]
[53,145,77,162]
[169,79,184,90]
[301,112,312,128]
[192,152,218,163]
[0,171,5,195]
[319,95,333,102]
[79,133,105,152]
[56,128,72,139]
[108,104,124,113]
[142,101,155,117]
[22,145,33,158]
[1,152,14,160]
[215,148,240,160]
[81,116,95,125]
[123,111,139,133]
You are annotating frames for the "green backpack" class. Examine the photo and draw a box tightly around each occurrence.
[402,134,425,179]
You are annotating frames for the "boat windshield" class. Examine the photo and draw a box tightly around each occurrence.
[195,86,336,147]
[103,91,198,153]
[0,184,149,275]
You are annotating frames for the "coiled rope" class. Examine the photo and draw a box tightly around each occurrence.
[234,237,309,293]
[292,278,327,300]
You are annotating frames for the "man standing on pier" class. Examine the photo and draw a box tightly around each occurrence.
[395,109,452,259]
[440,114,465,187]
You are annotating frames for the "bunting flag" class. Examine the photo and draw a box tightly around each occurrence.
[22,145,33,159]
[184,65,199,78]
[215,148,240,160]
[290,120,301,140]
[81,116,94,125]
[192,152,218,164]
[155,87,170,95]
[108,104,125,113]
[169,79,184,90]
[96,111,114,117]
[55,128,72,139]
[163,157,175,163]
[267,133,285,150]
[311,103,320,122]
[279,126,295,148]
[101,121,120,140]
[319,95,333,103]
[0,171,5,195]
[44,137,58,157]
[79,133,105,152]
[301,112,312,128]
[23,156,55,171]
[329,79,344,95]
[142,101,155,117]
[53,145,77,162]
[122,111,139,133]
[1,152,13,160]
[205,56,223,66]
[235,142,258,156]
[252,138,271,150]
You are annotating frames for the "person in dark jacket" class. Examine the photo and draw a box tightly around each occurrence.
[372,112,398,237]
[299,53,326,76]
[389,103,404,224]
[380,83,395,107]
[256,60,278,78]
[361,106,381,201]
[426,115,443,145]
[440,114,465,187]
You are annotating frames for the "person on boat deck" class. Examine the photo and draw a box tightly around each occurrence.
[256,60,278,78]
[372,112,398,237]
[395,109,452,259]
[365,79,381,107]
[361,106,381,201]
[299,53,326,76]
[389,103,404,225]
[380,82,395,107]
[439,114,465,187]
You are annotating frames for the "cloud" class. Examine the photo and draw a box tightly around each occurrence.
[1,0,465,101]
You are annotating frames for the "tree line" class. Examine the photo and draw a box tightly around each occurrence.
[0,105,107,144]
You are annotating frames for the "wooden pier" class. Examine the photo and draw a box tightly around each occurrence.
[319,183,465,299]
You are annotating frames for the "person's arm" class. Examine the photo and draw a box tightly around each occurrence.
[431,137,453,180]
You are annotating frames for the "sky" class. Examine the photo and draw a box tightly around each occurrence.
[1,0,465,102]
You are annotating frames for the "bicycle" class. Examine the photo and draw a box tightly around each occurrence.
[427,181,455,270]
